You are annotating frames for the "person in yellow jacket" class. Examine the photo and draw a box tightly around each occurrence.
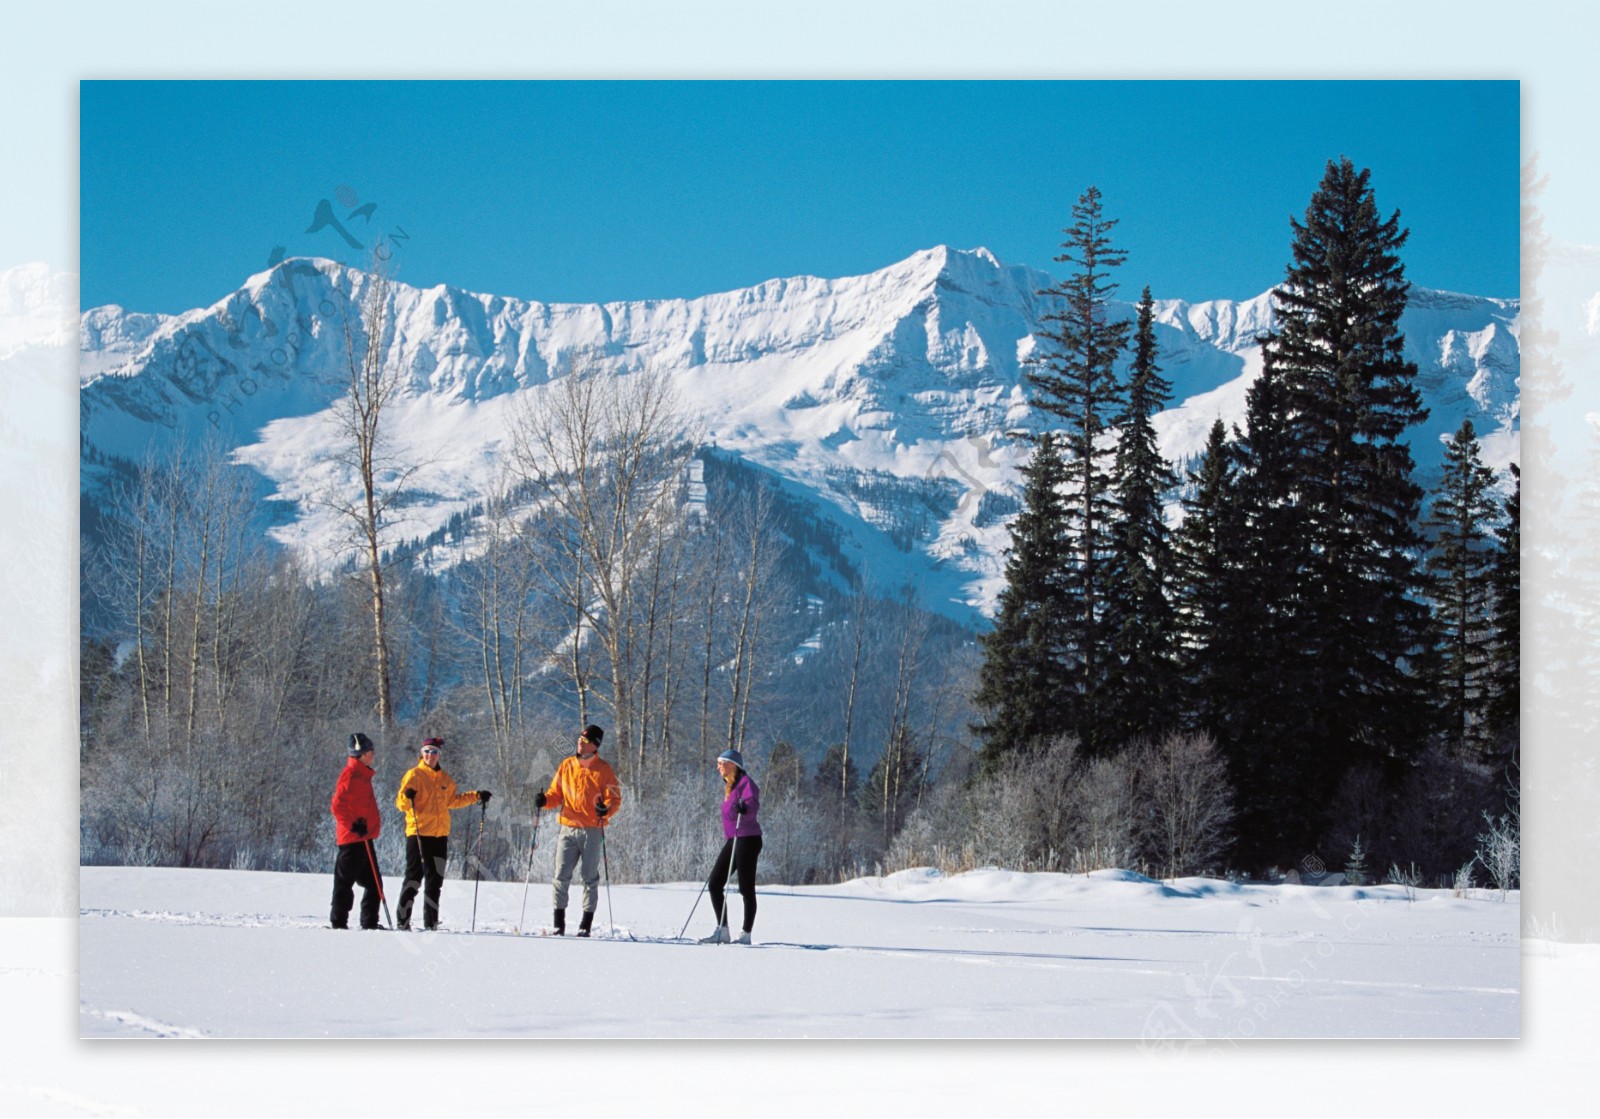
[534,724,622,936]
[394,737,489,931]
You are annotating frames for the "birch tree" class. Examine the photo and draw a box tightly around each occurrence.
[324,263,413,728]
[507,362,695,780]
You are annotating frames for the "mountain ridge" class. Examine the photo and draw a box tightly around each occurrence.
[78,246,1521,624]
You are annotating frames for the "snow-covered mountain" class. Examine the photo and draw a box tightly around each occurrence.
[78,247,1521,624]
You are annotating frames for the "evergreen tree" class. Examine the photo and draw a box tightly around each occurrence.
[1421,419,1501,757]
[1103,287,1180,745]
[1170,418,1238,741]
[811,742,860,804]
[1343,834,1368,886]
[1486,463,1520,760]
[974,433,1073,766]
[1258,157,1430,833]
[1024,186,1132,755]
[765,739,803,801]
[1213,350,1319,864]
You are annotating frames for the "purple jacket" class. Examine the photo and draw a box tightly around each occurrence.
[721,773,762,838]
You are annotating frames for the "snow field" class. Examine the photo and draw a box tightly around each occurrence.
[79,865,1518,1040]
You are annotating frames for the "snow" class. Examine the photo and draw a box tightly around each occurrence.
[78,863,1517,1040]
[78,248,1520,624]
[0,262,75,355]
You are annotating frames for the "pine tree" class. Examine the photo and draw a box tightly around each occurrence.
[1485,462,1519,761]
[1103,287,1180,745]
[1170,418,1237,741]
[974,433,1073,766]
[1343,834,1368,886]
[1421,419,1501,757]
[1213,350,1319,864]
[1259,157,1430,814]
[1024,186,1132,755]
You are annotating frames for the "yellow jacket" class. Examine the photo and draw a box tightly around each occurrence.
[395,761,481,837]
[542,754,623,829]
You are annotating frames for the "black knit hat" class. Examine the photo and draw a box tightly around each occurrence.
[582,724,604,747]
[348,732,375,757]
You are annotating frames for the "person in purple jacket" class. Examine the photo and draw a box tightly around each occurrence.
[699,748,763,944]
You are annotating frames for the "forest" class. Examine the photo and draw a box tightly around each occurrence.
[79,158,1519,892]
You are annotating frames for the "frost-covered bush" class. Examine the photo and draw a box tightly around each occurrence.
[1474,811,1519,898]
[1131,733,1235,880]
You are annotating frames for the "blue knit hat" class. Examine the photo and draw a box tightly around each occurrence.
[717,748,744,768]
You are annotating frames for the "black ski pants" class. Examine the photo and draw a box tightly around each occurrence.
[397,834,449,929]
[330,840,383,929]
[707,835,762,933]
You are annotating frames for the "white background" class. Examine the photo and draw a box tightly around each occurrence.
[2,2,1596,1115]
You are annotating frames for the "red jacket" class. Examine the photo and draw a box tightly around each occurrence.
[331,757,382,846]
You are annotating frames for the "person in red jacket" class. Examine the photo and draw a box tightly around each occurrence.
[330,732,386,930]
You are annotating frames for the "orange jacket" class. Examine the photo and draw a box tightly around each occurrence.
[542,754,622,829]
[395,761,480,837]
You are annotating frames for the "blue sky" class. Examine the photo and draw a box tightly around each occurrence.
[81,80,1519,314]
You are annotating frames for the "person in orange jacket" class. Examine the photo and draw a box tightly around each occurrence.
[393,736,489,931]
[534,724,622,936]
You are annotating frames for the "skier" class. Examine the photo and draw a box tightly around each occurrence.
[329,731,386,930]
[534,724,621,936]
[699,748,762,945]
[394,736,490,931]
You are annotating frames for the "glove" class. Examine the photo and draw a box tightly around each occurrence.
[735,799,748,814]
[534,791,547,808]
[478,790,493,806]
[352,817,368,837]
[595,800,609,817]
[403,787,416,801]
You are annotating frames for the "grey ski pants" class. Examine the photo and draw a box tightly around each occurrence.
[552,825,604,914]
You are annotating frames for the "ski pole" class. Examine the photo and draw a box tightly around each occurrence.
[718,805,744,940]
[600,825,616,938]
[415,833,431,930]
[678,818,728,941]
[517,805,542,935]
[362,837,394,929]
[678,856,716,941]
[470,799,488,933]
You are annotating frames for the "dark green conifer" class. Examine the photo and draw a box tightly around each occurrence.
[1170,418,1238,742]
[1421,419,1501,757]
[974,433,1073,766]
[1023,186,1132,755]
[1214,349,1318,864]
[1103,287,1180,745]
[1485,462,1520,760]
[1258,157,1431,833]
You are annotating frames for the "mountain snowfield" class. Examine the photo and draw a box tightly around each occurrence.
[78,247,1520,624]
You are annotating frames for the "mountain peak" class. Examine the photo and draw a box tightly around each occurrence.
[79,248,1520,624]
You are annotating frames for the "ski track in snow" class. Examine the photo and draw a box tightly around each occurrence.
[80,1006,207,1040]
[81,902,1517,999]
[78,867,1521,1038]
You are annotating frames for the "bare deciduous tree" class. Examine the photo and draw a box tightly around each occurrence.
[1134,732,1235,880]
[507,361,696,780]
[324,263,414,728]
[1474,810,1519,899]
